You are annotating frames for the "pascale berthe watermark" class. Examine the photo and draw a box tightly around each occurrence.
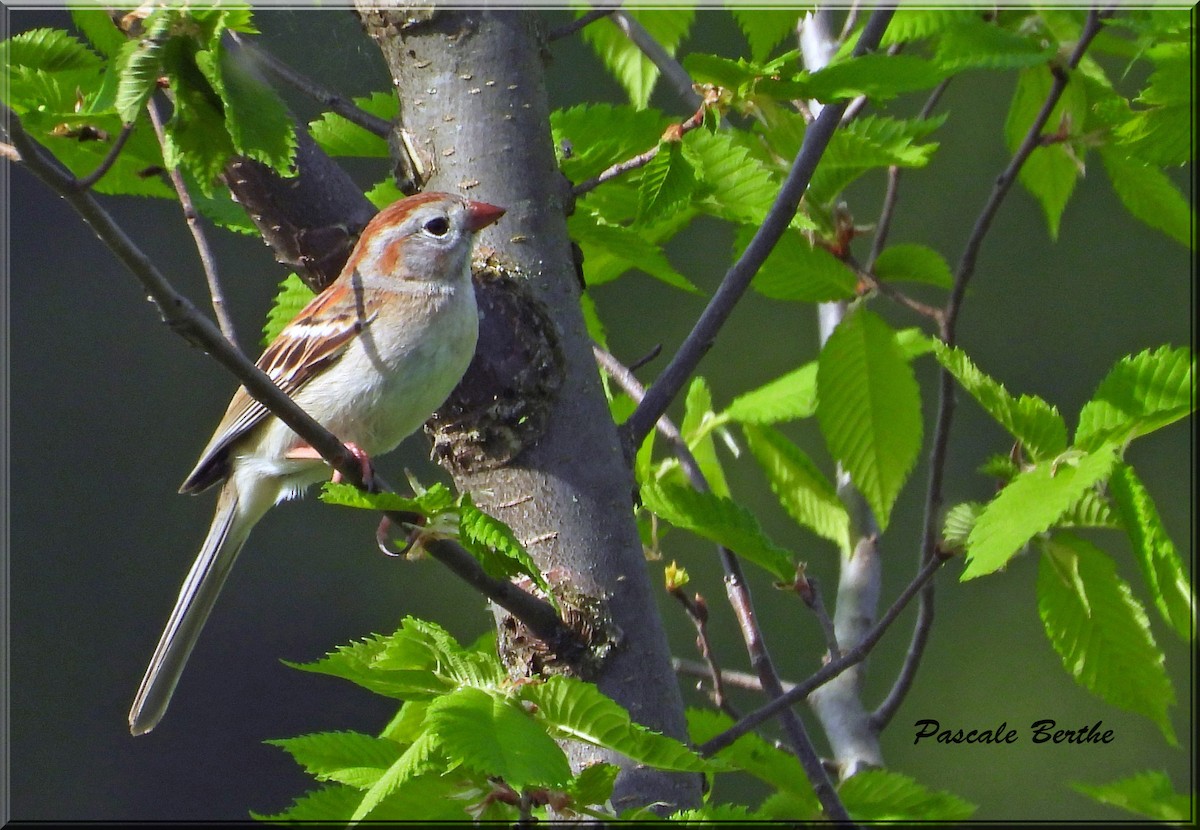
[913,719,1115,746]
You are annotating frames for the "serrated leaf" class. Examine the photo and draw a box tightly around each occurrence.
[637,141,696,223]
[808,113,944,204]
[115,11,173,123]
[1099,148,1193,248]
[728,7,801,62]
[563,762,620,808]
[187,175,258,235]
[375,617,504,688]
[673,804,770,822]
[523,676,709,772]
[319,481,424,514]
[682,51,761,95]
[365,178,405,210]
[935,18,1057,71]
[872,244,953,288]
[932,341,1067,460]
[734,225,858,303]
[198,46,295,174]
[69,7,126,58]
[838,769,976,822]
[1072,771,1190,821]
[942,501,985,548]
[963,444,1119,580]
[568,212,698,293]
[427,687,571,788]
[309,91,396,158]
[1116,103,1191,167]
[262,273,315,345]
[286,624,458,701]
[880,9,978,46]
[769,54,948,103]
[458,494,555,604]
[266,731,403,789]
[725,362,818,424]
[551,102,668,183]
[1005,65,1088,239]
[1108,463,1193,640]
[685,129,784,226]
[687,709,817,807]
[350,730,443,821]
[582,9,694,110]
[743,424,850,552]
[252,784,361,822]
[162,57,236,195]
[640,481,795,582]
[1075,345,1195,450]
[1,26,101,72]
[1038,533,1176,744]
[817,308,923,531]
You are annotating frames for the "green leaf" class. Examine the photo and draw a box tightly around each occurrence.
[725,362,818,424]
[817,308,923,531]
[807,113,944,204]
[350,731,443,821]
[562,762,620,809]
[1072,771,1191,821]
[1108,463,1194,640]
[364,178,405,210]
[1004,65,1088,239]
[685,129,785,226]
[1,26,101,72]
[728,7,800,62]
[1038,533,1177,744]
[427,687,571,788]
[198,46,295,174]
[880,9,978,46]
[69,7,126,58]
[672,804,770,822]
[1116,103,1191,167]
[309,91,396,158]
[838,769,976,822]
[287,633,452,701]
[458,494,555,604]
[568,212,699,293]
[640,481,795,582]
[266,731,403,789]
[932,341,1068,460]
[743,424,850,553]
[523,676,709,773]
[673,377,731,499]
[551,102,667,183]
[772,54,948,103]
[318,481,424,514]
[115,11,173,123]
[872,244,953,288]
[582,9,695,110]
[934,18,1057,71]
[734,225,858,303]
[161,57,236,194]
[1075,345,1195,450]
[252,784,361,822]
[187,176,259,235]
[942,501,985,549]
[262,273,315,345]
[687,709,817,810]
[637,141,697,223]
[1099,148,1193,247]
[963,444,1119,580]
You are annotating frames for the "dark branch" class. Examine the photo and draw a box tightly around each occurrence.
[547,7,616,41]
[72,122,134,191]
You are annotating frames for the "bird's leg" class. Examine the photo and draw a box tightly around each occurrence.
[376,513,428,557]
[285,441,376,488]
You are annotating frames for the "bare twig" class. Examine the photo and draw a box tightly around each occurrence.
[146,98,239,346]
[72,122,134,191]
[595,343,851,823]
[228,31,392,139]
[572,89,717,197]
[854,265,945,324]
[796,572,841,658]
[871,10,1109,732]
[7,105,576,656]
[622,8,896,456]
[547,7,616,41]
[699,549,948,757]
[674,658,793,694]
[670,588,736,717]
[610,10,701,110]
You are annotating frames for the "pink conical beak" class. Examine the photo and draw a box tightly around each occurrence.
[464,200,506,231]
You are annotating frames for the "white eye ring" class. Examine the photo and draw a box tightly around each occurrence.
[423,216,450,237]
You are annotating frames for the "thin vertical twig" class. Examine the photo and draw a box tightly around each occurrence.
[145,98,239,346]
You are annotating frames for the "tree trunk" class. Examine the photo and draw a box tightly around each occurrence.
[357,7,701,813]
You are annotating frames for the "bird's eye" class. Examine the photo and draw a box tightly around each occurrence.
[423,216,450,237]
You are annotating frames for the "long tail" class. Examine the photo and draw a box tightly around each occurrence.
[129,483,256,735]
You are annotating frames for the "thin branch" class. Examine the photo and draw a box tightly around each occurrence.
[72,122,134,191]
[865,77,951,271]
[871,9,1109,732]
[670,588,737,717]
[595,343,851,823]
[674,658,793,694]
[609,10,701,110]
[146,98,239,346]
[547,7,616,41]
[698,549,949,757]
[621,8,896,455]
[7,105,576,656]
[796,573,841,658]
[228,31,392,139]
[572,89,717,197]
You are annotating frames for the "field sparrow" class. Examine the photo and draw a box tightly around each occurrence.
[129,191,505,735]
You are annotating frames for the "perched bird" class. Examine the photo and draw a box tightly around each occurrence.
[129,191,505,735]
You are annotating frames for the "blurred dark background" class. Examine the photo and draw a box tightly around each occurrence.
[6,7,1193,822]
